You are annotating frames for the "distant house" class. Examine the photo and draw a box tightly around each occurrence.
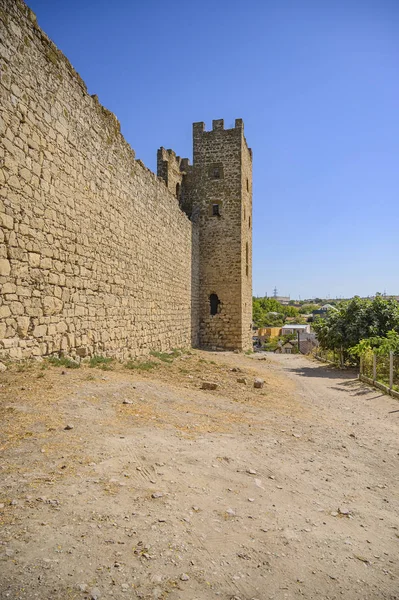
[312,304,336,319]
[258,327,282,340]
[275,340,297,354]
[281,324,310,336]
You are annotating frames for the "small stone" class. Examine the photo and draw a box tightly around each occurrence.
[64,424,74,430]
[247,469,257,475]
[248,498,255,502]
[122,399,133,404]
[192,506,200,512]
[0,503,4,509]
[338,507,351,516]
[152,492,164,499]
[254,378,264,389]
[0,362,7,373]
[180,573,189,581]
[121,583,129,590]
[226,508,236,517]
[201,381,218,390]
[237,377,247,384]
[90,587,101,600]
[77,584,87,592]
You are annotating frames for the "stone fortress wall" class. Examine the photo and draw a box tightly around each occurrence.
[0,0,199,360]
[0,0,252,361]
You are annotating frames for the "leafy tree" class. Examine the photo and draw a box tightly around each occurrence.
[299,303,320,314]
[252,297,299,327]
[313,295,399,361]
[350,330,399,357]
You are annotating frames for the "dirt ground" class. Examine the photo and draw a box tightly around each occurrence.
[0,350,398,600]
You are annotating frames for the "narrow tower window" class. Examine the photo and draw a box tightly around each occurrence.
[209,293,220,316]
[246,178,249,191]
[246,242,249,277]
[176,183,180,199]
[212,204,220,217]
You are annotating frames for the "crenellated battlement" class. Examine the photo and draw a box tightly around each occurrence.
[193,119,245,133]
[192,119,252,162]
[157,147,191,199]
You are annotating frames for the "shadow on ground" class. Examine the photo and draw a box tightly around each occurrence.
[284,364,359,381]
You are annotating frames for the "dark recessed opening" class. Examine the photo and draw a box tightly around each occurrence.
[212,204,220,217]
[209,293,220,316]
[176,183,180,199]
[246,178,249,191]
[213,167,220,179]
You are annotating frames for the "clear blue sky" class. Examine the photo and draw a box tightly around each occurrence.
[28,0,399,300]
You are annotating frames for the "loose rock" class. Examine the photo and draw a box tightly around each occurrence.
[64,424,74,430]
[254,378,264,389]
[201,381,218,390]
[180,573,189,581]
[0,362,7,372]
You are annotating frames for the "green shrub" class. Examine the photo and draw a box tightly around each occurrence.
[149,350,174,363]
[47,356,80,369]
[89,355,114,368]
[125,360,157,371]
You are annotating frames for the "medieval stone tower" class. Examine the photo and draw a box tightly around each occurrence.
[0,0,254,360]
[157,119,253,351]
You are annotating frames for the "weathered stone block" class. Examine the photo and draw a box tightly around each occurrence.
[33,324,47,338]
[0,259,11,276]
[16,316,30,337]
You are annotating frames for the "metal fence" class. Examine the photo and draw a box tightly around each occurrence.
[360,351,399,398]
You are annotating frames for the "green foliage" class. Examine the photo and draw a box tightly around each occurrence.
[313,295,399,360]
[253,297,299,328]
[350,330,399,357]
[299,303,320,314]
[89,355,114,368]
[150,350,174,363]
[47,356,80,369]
[263,338,279,351]
[125,360,158,371]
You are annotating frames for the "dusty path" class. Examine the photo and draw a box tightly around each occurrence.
[0,350,398,600]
